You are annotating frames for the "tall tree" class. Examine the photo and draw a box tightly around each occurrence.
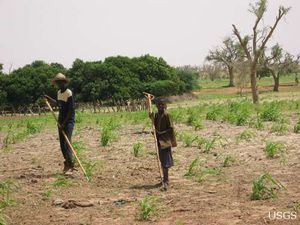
[232,0,290,103]
[206,37,242,87]
[263,44,300,91]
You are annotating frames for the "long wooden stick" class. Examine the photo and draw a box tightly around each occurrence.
[143,92,163,182]
[44,99,89,181]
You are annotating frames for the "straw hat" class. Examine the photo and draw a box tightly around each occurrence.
[52,73,69,84]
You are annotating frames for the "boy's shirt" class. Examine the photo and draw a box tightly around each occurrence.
[57,89,75,124]
[154,112,177,149]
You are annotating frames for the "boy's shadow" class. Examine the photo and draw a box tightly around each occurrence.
[130,182,161,190]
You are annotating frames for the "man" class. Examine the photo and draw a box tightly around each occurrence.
[44,73,75,173]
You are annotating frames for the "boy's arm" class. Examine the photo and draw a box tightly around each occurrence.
[156,114,174,135]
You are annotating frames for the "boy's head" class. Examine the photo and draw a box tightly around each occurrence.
[52,73,69,89]
[155,98,167,112]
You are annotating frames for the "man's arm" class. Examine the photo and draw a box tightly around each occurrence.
[43,95,57,106]
[61,95,75,128]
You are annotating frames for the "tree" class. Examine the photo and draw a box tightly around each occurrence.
[0,63,3,75]
[201,63,225,81]
[206,37,242,87]
[263,44,300,91]
[232,0,290,103]
[4,61,67,106]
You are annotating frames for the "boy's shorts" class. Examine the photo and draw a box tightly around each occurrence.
[159,147,174,168]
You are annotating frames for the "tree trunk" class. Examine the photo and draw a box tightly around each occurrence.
[250,68,259,104]
[273,75,280,92]
[228,66,235,87]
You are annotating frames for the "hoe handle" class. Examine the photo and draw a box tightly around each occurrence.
[144,93,163,181]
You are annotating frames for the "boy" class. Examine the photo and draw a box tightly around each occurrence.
[44,73,75,173]
[151,98,177,190]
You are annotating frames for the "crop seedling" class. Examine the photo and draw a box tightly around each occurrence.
[138,196,159,221]
[293,201,300,211]
[52,175,77,188]
[26,121,41,135]
[264,141,285,159]
[270,122,289,135]
[185,157,200,177]
[133,142,143,157]
[179,132,198,147]
[41,190,53,200]
[0,213,8,225]
[83,160,97,181]
[186,113,203,130]
[185,157,221,183]
[100,126,114,146]
[249,115,264,130]
[251,173,285,200]
[0,180,17,209]
[223,155,236,167]
[206,106,223,121]
[260,103,282,122]
[196,137,218,153]
[294,121,300,133]
[237,130,255,142]
[2,124,16,149]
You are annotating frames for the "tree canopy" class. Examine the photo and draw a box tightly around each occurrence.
[0,55,198,106]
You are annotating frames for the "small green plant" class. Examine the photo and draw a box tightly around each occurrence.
[260,103,282,122]
[185,157,221,183]
[72,141,86,158]
[185,157,200,177]
[2,124,16,149]
[294,121,300,133]
[206,106,223,121]
[175,219,185,225]
[196,137,217,153]
[26,121,41,135]
[41,190,53,200]
[293,201,300,211]
[0,180,17,209]
[249,115,264,130]
[0,213,8,225]
[100,126,114,146]
[138,196,159,221]
[83,160,97,181]
[179,133,198,147]
[237,130,255,142]
[251,173,285,200]
[264,141,285,158]
[186,114,203,130]
[270,122,289,135]
[52,175,77,187]
[223,155,236,167]
[203,137,217,153]
[133,142,143,157]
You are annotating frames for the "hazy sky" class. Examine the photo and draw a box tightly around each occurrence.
[0,0,299,72]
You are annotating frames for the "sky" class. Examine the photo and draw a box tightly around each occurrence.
[0,0,299,73]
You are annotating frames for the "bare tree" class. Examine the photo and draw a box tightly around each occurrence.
[206,37,242,87]
[263,44,300,91]
[201,63,225,81]
[232,0,290,103]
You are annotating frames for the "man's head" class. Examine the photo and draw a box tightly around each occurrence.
[52,73,69,89]
[155,98,167,113]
